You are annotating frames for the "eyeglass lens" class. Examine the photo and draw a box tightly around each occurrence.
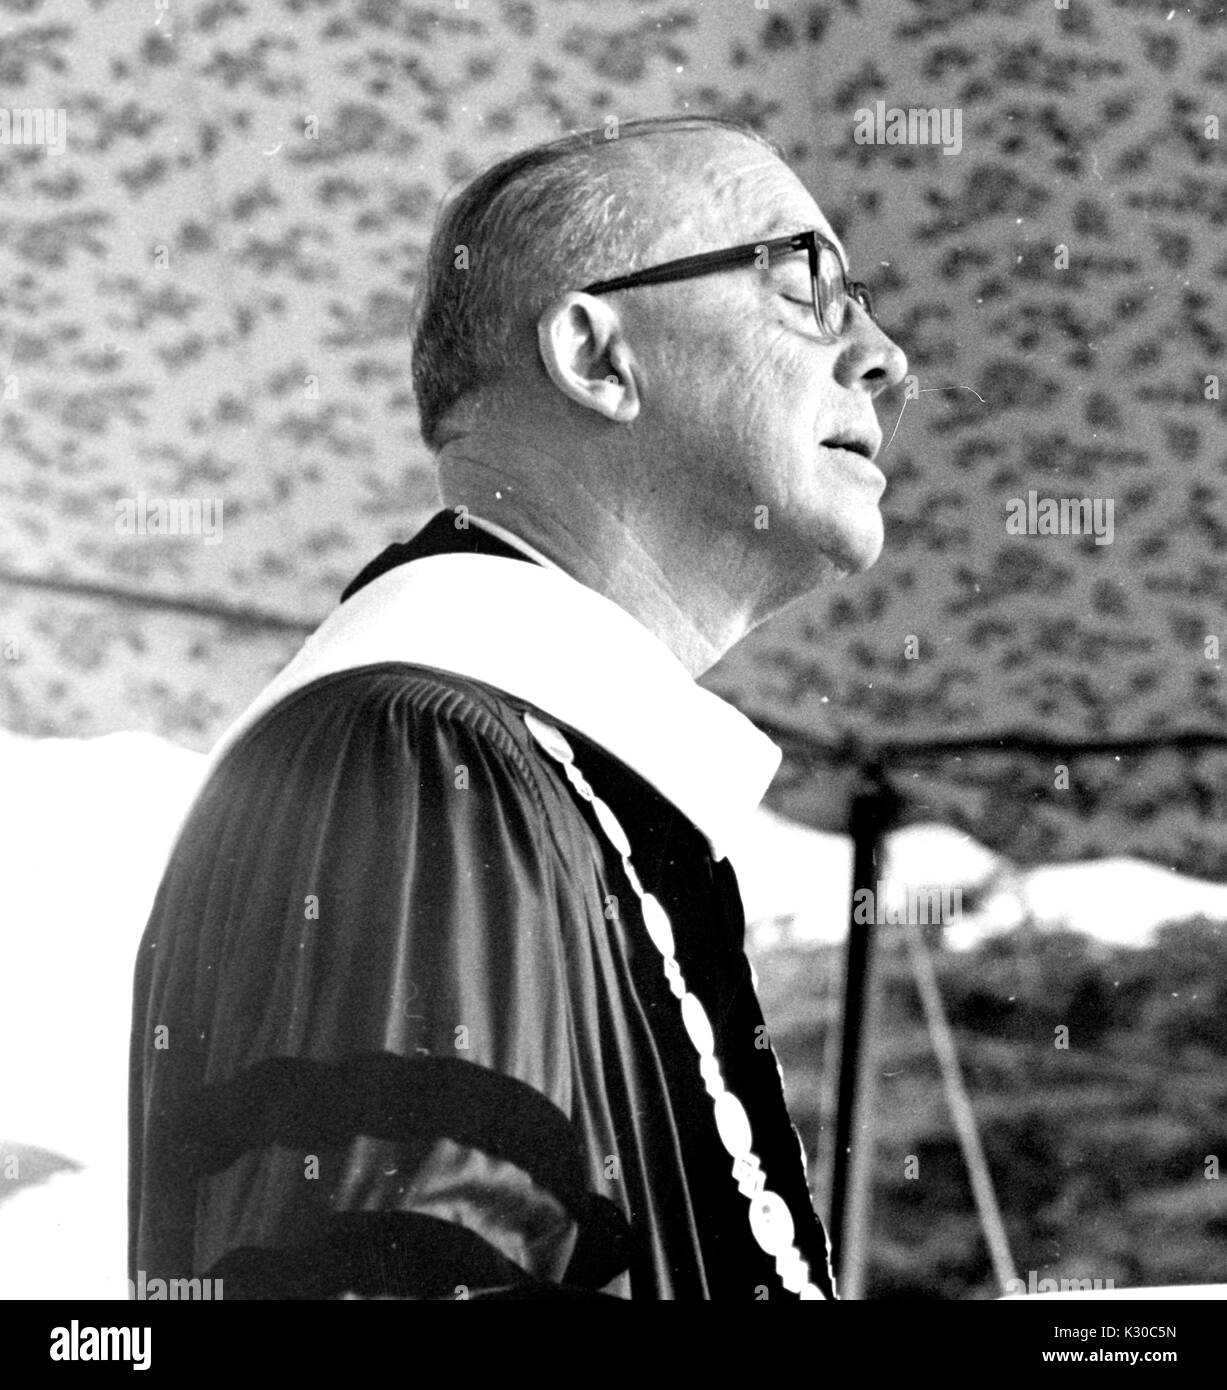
[815,245,847,338]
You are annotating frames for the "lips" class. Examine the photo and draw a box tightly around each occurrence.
[821,430,881,462]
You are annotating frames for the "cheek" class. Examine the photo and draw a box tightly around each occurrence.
[639,302,834,451]
[736,335,837,455]
[741,314,836,406]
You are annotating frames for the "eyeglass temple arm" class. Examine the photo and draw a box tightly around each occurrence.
[583,235,812,296]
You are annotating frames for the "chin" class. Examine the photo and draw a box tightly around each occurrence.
[841,522,885,572]
[809,505,884,576]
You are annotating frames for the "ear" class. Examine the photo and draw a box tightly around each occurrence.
[536,292,640,424]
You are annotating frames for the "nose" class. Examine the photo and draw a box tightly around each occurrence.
[838,304,908,399]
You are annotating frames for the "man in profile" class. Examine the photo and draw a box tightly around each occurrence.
[129,114,907,1300]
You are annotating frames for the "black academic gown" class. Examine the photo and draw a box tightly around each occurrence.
[128,514,836,1300]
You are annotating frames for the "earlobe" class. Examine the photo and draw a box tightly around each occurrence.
[537,292,640,424]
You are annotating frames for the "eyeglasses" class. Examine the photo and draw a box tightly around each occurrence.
[581,228,875,343]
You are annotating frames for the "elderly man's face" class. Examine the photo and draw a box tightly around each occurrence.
[611,132,908,576]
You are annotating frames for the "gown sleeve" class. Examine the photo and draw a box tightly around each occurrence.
[128,666,633,1300]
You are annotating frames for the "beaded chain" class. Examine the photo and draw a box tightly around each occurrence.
[524,711,830,1300]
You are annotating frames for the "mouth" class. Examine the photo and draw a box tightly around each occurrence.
[820,430,881,463]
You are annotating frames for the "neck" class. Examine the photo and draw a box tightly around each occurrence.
[439,446,807,678]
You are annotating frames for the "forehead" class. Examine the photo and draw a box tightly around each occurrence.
[616,130,848,267]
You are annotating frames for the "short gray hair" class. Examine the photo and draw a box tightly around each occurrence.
[410,114,780,451]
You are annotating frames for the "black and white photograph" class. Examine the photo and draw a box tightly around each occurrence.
[0,0,1224,1362]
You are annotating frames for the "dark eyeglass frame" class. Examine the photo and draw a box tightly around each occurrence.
[581,228,875,343]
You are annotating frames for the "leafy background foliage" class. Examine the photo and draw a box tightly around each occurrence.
[754,913,1227,1298]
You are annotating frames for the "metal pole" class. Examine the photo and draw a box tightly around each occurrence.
[901,914,1019,1293]
[828,766,898,1297]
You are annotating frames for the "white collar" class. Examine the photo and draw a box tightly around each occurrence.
[207,552,781,860]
